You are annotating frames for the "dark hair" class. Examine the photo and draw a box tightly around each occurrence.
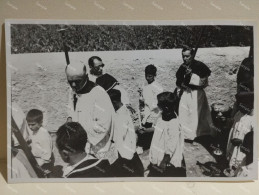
[241,57,254,77]
[56,122,87,153]
[108,88,121,102]
[26,109,43,123]
[182,46,195,55]
[145,64,157,76]
[157,92,178,114]
[88,56,102,68]
[236,91,254,114]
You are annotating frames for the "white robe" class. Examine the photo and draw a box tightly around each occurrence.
[149,116,184,167]
[68,86,117,163]
[179,89,213,140]
[29,127,53,166]
[142,80,163,124]
[113,85,130,106]
[226,111,254,168]
[114,105,136,160]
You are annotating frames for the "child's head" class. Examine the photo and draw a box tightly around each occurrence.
[108,89,122,111]
[56,122,87,163]
[145,64,157,84]
[66,117,72,123]
[157,92,178,120]
[26,109,43,132]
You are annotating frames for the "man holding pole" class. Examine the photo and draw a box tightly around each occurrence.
[176,46,213,141]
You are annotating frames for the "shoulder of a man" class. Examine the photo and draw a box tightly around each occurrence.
[194,60,211,74]
[194,59,207,67]
[91,85,107,96]
[79,85,107,101]
[176,63,186,75]
[91,86,114,115]
[117,105,131,120]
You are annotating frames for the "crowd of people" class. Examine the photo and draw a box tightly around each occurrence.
[11,45,254,179]
[11,24,253,53]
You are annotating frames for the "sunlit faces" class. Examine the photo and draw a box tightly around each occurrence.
[182,50,193,65]
[90,59,105,76]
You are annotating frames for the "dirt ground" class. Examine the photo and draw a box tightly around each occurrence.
[10,47,250,177]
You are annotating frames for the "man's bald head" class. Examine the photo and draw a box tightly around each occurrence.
[65,61,88,93]
[65,61,87,77]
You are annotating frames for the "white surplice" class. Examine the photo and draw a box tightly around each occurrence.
[114,105,136,160]
[149,116,184,167]
[141,80,163,124]
[68,86,118,163]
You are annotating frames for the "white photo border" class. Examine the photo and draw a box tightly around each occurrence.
[5,19,258,183]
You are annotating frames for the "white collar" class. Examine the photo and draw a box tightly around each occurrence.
[63,154,95,177]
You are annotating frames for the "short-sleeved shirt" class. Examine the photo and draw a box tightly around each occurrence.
[29,127,53,166]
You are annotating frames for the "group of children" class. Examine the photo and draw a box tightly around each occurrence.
[12,63,187,178]
[12,49,254,178]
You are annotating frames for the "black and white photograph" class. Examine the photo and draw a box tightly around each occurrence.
[5,20,257,182]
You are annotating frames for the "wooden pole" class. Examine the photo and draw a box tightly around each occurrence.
[57,28,70,65]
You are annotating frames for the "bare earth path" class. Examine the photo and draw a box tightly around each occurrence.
[10,47,249,177]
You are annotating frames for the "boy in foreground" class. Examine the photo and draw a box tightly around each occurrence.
[108,89,144,177]
[148,92,186,177]
[26,109,54,171]
[56,122,111,178]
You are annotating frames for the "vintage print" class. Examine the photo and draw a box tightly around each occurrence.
[5,20,257,182]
